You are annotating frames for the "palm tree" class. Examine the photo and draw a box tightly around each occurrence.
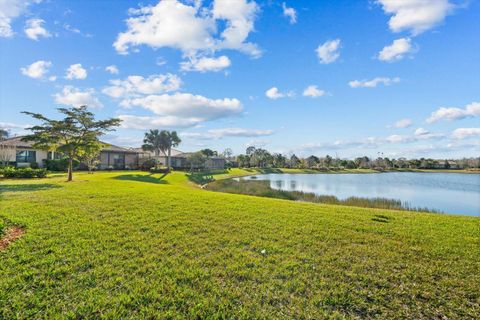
[161,130,181,170]
[142,129,166,157]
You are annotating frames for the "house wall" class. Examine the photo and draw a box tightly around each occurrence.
[205,158,226,170]
[125,153,138,169]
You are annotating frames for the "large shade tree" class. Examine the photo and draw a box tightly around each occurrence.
[22,106,121,181]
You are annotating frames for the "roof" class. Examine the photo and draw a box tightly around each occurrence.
[101,143,137,153]
[134,148,184,156]
[0,136,135,153]
[0,136,34,148]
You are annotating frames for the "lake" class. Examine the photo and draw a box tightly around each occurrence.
[240,172,480,216]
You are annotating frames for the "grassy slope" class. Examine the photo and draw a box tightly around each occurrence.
[0,171,479,319]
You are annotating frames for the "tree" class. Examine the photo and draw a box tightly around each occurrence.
[187,152,206,172]
[272,153,286,168]
[161,130,181,170]
[80,142,103,173]
[142,129,165,157]
[22,106,121,181]
[246,146,256,155]
[289,154,300,168]
[0,129,12,166]
[200,148,217,157]
[221,148,233,159]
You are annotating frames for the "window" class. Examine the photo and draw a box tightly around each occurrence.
[16,150,36,163]
[111,153,125,169]
[47,151,62,160]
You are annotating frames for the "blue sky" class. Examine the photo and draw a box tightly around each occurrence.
[0,0,479,158]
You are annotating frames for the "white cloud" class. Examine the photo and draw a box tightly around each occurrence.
[265,87,294,100]
[118,115,200,129]
[451,128,480,140]
[24,18,50,40]
[180,55,231,72]
[316,39,341,64]
[426,102,480,123]
[378,38,414,62]
[20,60,52,79]
[127,93,242,121]
[303,85,326,98]
[102,73,181,102]
[0,0,41,38]
[105,65,119,74]
[65,63,87,80]
[414,127,429,136]
[282,2,297,24]
[54,86,103,108]
[114,0,260,58]
[183,127,274,139]
[349,77,400,88]
[0,121,30,130]
[376,0,454,35]
[389,118,413,129]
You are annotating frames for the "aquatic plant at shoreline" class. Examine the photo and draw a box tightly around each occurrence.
[206,179,441,213]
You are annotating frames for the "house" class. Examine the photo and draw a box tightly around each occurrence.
[0,135,226,171]
[0,136,139,170]
[135,148,188,169]
[136,149,226,170]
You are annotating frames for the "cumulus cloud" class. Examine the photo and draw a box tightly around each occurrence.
[0,0,41,38]
[105,65,119,74]
[378,38,414,62]
[114,0,260,59]
[184,127,274,140]
[426,102,480,123]
[127,93,242,121]
[20,60,52,79]
[451,128,480,140]
[376,0,454,35]
[389,118,413,129]
[282,2,297,24]
[102,73,181,103]
[303,85,326,98]
[316,39,341,64]
[54,86,103,108]
[349,77,400,88]
[265,87,294,100]
[118,115,201,129]
[414,127,429,136]
[180,55,231,72]
[65,63,87,80]
[24,18,50,40]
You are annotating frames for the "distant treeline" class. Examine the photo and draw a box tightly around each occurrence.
[228,146,479,170]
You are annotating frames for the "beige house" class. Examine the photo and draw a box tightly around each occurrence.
[0,136,226,171]
[0,136,139,170]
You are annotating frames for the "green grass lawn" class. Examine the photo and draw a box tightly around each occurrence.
[1,171,479,319]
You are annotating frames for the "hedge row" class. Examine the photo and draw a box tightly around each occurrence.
[0,167,47,178]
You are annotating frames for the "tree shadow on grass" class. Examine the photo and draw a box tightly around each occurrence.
[186,169,229,185]
[112,173,169,185]
[0,184,62,193]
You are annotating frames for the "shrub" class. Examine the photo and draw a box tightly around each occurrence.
[1,167,47,178]
[140,158,157,171]
[44,158,80,171]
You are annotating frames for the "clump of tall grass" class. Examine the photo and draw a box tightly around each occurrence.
[206,179,441,213]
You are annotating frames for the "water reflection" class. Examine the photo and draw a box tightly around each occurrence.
[243,172,480,216]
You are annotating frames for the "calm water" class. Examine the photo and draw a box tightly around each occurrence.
[241,172,480,216]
